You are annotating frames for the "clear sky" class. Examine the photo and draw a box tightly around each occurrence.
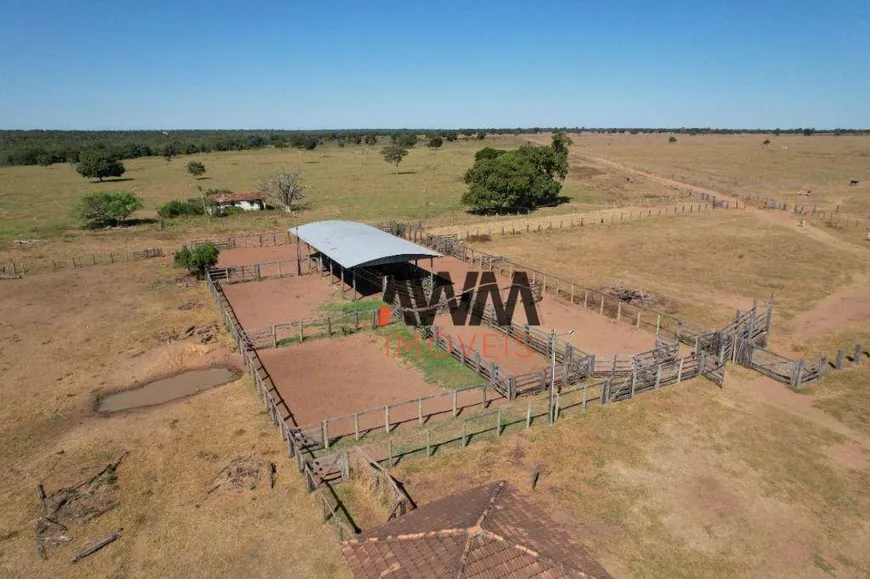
[1,0,867,130]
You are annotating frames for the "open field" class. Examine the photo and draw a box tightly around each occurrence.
[544,132,870,217]
[467,211,868,334]
[0,259,349,578]
[2,132,870,578]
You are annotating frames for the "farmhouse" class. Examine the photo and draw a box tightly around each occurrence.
[213,191,266,211]
[341,481,611,578]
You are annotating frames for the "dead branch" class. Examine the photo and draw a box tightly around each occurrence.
[70,528,122,564]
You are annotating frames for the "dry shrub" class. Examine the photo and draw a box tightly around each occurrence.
[466,233,491,243]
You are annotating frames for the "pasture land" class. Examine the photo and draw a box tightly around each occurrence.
[558,132,870,217]
[1,132,869,578]
[467,211,866,333]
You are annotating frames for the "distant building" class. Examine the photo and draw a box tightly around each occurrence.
[213,191,266,211]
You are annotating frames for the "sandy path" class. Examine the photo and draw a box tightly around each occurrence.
[786,273,870,343]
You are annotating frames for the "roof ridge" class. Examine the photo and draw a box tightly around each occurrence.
[342,528,468,545]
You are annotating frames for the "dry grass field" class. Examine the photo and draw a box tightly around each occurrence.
[550,132,870,217]
[1,133,869,578]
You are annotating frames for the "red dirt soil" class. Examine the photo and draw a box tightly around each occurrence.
[426,256,656,355]
[217,245,294,268]
[432,318,550,376]
[258,333,444,426]
[222,275,337,329]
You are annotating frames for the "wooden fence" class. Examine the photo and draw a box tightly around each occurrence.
[187,231,291,250]
[0,248,164,278]
[419,203,726,243]
[741,194,870,230]
[242,310,381,349]
[207,256,313,284]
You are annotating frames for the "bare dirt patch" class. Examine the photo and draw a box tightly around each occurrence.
[216,245,293,268]
[258,332,444,426]
[222,274,336,329]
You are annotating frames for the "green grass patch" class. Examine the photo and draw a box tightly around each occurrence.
[376,324,481,390]
[319,298,386,315]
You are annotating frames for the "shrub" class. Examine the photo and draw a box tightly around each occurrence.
[70,191,143,228]
[174,243,220,278]
[186,161,206,178]
[428,136,443,149]
[157,198,205,218]
[668,136,677,143]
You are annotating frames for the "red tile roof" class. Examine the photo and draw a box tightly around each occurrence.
[213,191,264,203]
[341,481,611,579]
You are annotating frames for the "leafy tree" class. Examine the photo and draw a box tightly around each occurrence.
[551,132,573,155]
[186,160,206,179]
[476,132,486,140]
[364,133,378,145]
[256,169,307,212]
[392,133,418,148]
[461,138,569,213]
[774,128,781,136]
[474,147,506,162]
[71,191,143,228]
[443,131,458,142]
[669,136,678,143]
[803,128,815,136]
[157,198,205,218]
[76,150,126,181]
[762,139,771,145]
[428,136,443,149]
[174,243,220,279]
[381,144,409,174]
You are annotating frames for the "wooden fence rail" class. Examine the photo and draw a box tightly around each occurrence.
[1,248,165,278]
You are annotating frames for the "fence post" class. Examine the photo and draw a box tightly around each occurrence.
[418,398,424,425]
[599,295,605,316]
[636,309,642,328]
[629,369,636,398]
[384,405,390,433]
[496,409,502,436]
[452,391,458,417]
[481,384,488,409]
[526,402,532,428]
[387,441,393,469]
[855,344,864,366]
[322,420,329,450]
[299,321,304,343]
[272,325,277,349]
[617,300,622,322]
[835,348,845,369]
[426,429,432,457]
[327,316,332,336]
[655,365,662,389]
[677,359,684,383]
[583,289,588,308]
[354,412,360,441]
[462,421,467,447]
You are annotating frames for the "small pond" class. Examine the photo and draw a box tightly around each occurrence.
[98,366,241,413]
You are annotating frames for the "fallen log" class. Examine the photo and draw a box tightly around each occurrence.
[70,528,122,564]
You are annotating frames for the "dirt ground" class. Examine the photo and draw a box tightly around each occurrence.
[222,274,338,329]
[0,260,349,578]
[258,333,445,427]
[427,256,657,355]
[217,244,294,268]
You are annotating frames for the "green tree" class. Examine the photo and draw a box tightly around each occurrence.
[551,132,573,155]
[71,191,143,228]
[186,160,206,179]
[174,243,220,279]
[461,142,568,213]
[364,133,378,145]
[75,150,126,181]
[381,144,409,174]
[669,136,678,143]
[428,136,443,149]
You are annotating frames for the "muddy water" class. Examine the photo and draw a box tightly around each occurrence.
[99,367,241,413]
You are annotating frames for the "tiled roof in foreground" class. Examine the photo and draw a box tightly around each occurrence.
[341,481,611,579]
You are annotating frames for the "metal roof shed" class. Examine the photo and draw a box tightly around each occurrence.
[289,220,440,269]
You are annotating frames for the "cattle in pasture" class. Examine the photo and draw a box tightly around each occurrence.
[850,180,859,186]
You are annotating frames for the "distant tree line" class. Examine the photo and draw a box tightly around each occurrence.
[2,127,867,167]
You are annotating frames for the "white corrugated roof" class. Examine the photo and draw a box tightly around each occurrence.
[289,220,441,269]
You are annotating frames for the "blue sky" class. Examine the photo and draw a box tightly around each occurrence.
[1,0,867,129]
